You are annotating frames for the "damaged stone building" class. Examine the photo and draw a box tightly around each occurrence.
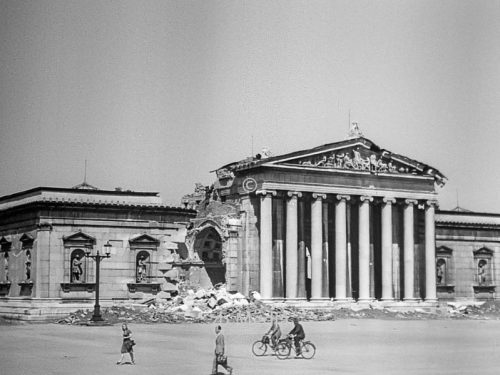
[0,184,195,319]
[2,126,500,321]
[182,126,500,306]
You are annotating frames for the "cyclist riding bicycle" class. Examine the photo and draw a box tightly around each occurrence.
[288,317,305,356]
[265,319,281,348]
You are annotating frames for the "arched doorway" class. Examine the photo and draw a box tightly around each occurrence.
[194,227,225,286]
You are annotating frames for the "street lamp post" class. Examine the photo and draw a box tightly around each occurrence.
[85,241,112,322]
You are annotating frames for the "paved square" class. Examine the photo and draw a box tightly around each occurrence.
[1,319,500,375]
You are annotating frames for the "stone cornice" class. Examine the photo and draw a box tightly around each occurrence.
[436,213,500,227]
[263,163,436,181]
[0,197,195,215]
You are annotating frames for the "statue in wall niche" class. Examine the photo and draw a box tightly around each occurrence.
[478,260,488,285]
[436,260,445,285]
[72,254,83,282]
[3,252,8,281]
[137,255,148,283]
[25,250,31,280]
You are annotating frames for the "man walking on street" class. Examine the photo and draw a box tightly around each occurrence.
[212,325,233,375]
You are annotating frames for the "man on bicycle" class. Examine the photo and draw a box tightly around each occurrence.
[266,318,281,348]
[288,317,305,356]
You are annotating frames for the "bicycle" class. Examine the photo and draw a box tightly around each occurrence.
[275,334,316,360]
[252,334,277,356]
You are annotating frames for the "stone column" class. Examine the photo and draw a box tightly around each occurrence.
[257,190,276,300]
[286,191,302,300]
[425,200,438,302]
[311,193,326,301]
[335,195,350,301]
[273,198,285,298]
[297,199,307,299]
[404,199,418,301]
[358,196,373,302]
[322,200,330,298]
[381,197,396,301]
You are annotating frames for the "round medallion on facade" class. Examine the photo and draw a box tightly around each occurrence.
[242,177,257,193]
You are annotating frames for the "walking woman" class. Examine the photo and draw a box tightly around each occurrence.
[116,323,135,365]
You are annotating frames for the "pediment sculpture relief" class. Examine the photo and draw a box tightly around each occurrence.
[291,149,408,174]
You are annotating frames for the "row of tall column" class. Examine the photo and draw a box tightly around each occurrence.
[257,190,437,303]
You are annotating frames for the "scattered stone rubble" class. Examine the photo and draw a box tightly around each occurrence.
[55,285,500,325]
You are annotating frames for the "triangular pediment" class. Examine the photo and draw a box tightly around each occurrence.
[19,233,34,247]
[474,247,494,256]
[216,136,446,187]
[437,245,453,255]
[0,237,11,246]
[261,137,446,184]
[0,236,12,251]
[129,234,160,247]
[63,231,96,246]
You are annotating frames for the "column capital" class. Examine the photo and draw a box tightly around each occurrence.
[383,197,397,205]
[336,194,351,202]
[405,199,418,206]
[287,191,303,198]
[256,189,277,197]
[425,199,439,208]
[312,193,327,200]
[360,195,374,203]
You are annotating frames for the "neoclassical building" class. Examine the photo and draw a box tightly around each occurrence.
[3,128,499,321]
[0,185,195,319]
[185,126,448,305]
[435,209,500,301]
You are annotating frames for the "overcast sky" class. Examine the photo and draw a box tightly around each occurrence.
[1,0,499,212]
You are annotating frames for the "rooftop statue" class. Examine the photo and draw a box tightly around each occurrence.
[347,122,364,139]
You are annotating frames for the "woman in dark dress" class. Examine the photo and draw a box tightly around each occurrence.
[116,323,135,365]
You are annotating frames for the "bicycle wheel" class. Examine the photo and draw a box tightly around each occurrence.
[300,342,316,359]
[275,342,291,360]
[252,340,267,356]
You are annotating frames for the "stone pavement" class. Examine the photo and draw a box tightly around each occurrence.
[2,319,500,375]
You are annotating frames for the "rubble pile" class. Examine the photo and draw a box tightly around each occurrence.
[55,285,500,325]
[445,300,500,319]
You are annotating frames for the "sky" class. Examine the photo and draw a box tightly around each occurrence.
[0,0,499,212]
